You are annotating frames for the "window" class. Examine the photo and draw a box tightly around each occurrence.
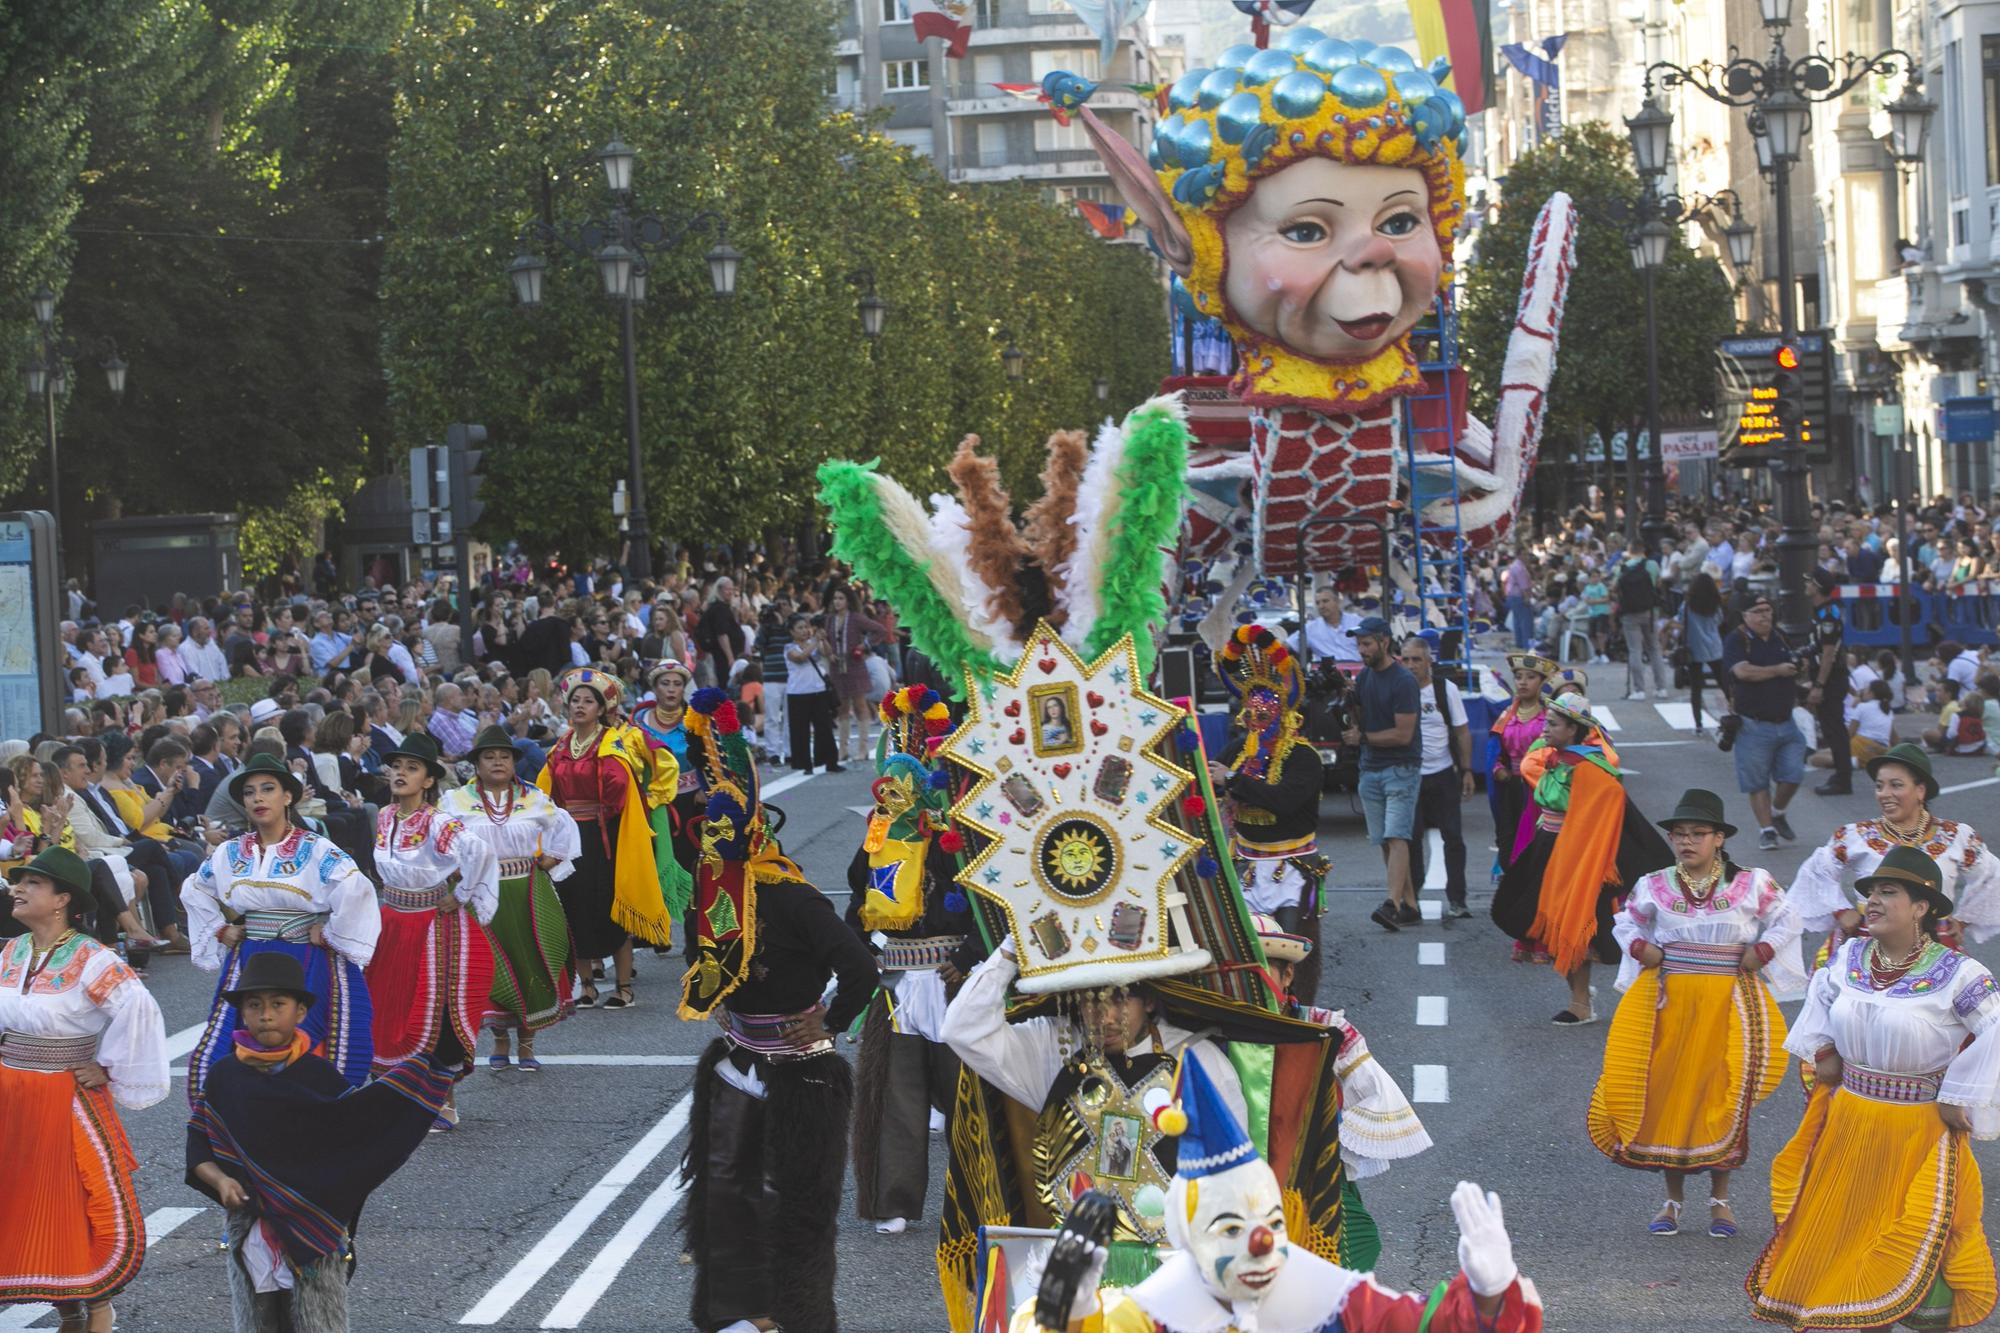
[975,0,1001,25]
[1032,47,1099,80]
[1029,0,1071,12]
[1035,116,1089,151]
[885,59,928,91]
[881,0,907,23]
[1986,37,2000,184]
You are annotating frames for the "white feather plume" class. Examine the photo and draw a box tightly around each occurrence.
[1054,415,1128,649]
[926,492,1025,662]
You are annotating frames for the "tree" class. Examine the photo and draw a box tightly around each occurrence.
[1461,121,1736,492]
[381,0,1167,561]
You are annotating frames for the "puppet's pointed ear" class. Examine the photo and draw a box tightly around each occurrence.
[1079,107,1192,276]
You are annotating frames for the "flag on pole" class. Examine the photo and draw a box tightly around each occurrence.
[905,0,974,58]
[1075,200,1131,239]
[1501,35,1565,142]
[1408,0,1494,114]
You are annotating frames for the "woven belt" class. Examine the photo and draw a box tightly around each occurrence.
[1236,832,1318,861]
[1661,941,1746,975]
[0,1030,99,1073]
[880,935,965,972]
[240,909,329,942]
[1538,811,1566,832]
[721,1006,833,1062]
[497,857,536,879]
[1842,1063,1945,1105]
[380,882,453,913]
[566,802,604,822]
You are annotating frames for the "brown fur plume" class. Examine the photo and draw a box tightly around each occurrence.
[1022,429,1088,613]
[948,435,1031,632]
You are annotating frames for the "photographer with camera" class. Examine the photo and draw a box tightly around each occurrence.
[1721,594,1806,851]
[783,612,843,775]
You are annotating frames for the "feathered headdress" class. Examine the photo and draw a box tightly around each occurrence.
[817,395,1192,687]
[1215,624,1302,711]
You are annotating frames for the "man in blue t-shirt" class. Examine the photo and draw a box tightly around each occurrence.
[1343,616,1422,931]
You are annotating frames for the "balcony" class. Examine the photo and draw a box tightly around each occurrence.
[948,146,1111,183]
[945,85,1150,117]
[1874,264,1981,356]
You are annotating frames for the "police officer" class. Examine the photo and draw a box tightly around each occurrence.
[1807,568,1852,796]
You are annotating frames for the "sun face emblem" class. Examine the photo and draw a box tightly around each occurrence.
[1035,813,1119,905]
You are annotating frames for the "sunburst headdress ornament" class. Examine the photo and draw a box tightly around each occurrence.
[1216,624,1302,780]
[677,687,805,1020]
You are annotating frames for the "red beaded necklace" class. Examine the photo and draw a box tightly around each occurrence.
[477,782,517,825]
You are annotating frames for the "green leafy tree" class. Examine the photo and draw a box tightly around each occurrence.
[1461,121,1736,480]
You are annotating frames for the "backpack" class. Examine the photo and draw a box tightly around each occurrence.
[1615,559,1657,614]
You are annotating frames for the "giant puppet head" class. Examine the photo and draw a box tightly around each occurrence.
[1080,33,1468,416]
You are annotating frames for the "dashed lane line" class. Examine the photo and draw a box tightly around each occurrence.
[1418,942,1446,965]
[459,1092,694,1325]
[1411,1065,1450,1103]
[1415,996,1448,1026]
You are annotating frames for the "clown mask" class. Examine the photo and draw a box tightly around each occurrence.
[1221,157,1442,364]
[1171,1158,1291,1307]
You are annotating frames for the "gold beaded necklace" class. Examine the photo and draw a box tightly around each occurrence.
[566,725,602,760]
[1673,861,1725,905]
[1879,812,1935,847]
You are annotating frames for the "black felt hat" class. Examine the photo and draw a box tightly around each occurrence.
[221,951,316,1009]
[226,752,304,804]
[1656,788,1738,838]
[381,731,448,781]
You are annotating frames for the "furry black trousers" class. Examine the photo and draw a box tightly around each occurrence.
[851,994,958,1221]
[682,1038,853,1332]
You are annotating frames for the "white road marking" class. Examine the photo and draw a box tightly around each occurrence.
[0,1209,207,1331]
[1411,1064,1450,1103]
[1420,829,1445,889]
[1592,706,1620,732]
[539,1162,693,1328]
[847,804,876,816]
[760,768,822,799]
[1418,898,1441,921]
[1415,995,1448,1026]
[1610,740,1687,748]
[1940,776,2000,796]
[173,1053,706,1076]
[1418,942,1446,966]
[165,1021,206,1062]
[459,1092,694,1325]
[1652,701,1697,730]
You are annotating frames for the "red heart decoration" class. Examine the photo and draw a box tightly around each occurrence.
[1004,700,1021,717]
[1090,720,1108,736]
[1009,727,1026,745]
[1086,691,1105,708]
[1037,658,1057,674]
[1052,763,1072,778]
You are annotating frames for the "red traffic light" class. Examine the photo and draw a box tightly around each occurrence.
[1773,344,1800,370]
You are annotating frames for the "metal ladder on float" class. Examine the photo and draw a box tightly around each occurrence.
[1398,296,1477,672]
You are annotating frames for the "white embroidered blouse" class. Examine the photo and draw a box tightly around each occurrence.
[1611,866,1809,999]
[1299,1004,1434,1178]
[0,933,170,1109]
[373,804,501,925]
[1786,937,2000,1139]
[181,828,381,973]
[438,782,582,880]
[1789,819,2000,943]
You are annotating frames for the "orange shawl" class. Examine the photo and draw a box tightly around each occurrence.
[1529,757,1627,974]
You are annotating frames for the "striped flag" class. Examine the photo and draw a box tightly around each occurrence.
[905,0,973,58]
[1409,0,1495,114]
[1075,200,1131,239]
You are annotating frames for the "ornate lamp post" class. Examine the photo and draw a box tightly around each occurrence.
[1637,8,1933,633]
[508,138,741,582]
[19,284,127,561]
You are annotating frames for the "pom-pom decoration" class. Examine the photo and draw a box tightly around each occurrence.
[1195,854,1220,879]
[690,686,727,715]
[714,701,740,734]
[943,890,969,913]
[1180,795,1206,818]
[938,828,965,854]
[1174,726,1200,753]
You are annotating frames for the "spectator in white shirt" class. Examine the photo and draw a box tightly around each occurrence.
[383,620,421,684]
[74,627,110,695]
[1940,640,1983,692]
[1291,586,1362,663]
[1401,636,1473,917]
[177,616,229,682]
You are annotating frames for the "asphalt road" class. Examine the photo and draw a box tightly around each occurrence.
[17,690,2000,1332]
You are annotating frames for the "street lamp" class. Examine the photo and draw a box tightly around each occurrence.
[1631,217,1673,271]
[1002,338,1025,381]
[1644,18,1933,636]
[1625,97,1673,179]
[507,139,739,582]
[18,284,128,569]
[847,269,889,341]
[1725,214,1757,271]
[1094,375,1110,401]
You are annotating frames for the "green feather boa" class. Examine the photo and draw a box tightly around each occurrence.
[1079,400,1190,677]
[817,458,1008,682]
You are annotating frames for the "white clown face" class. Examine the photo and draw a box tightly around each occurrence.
[1173,1159,1291,1305]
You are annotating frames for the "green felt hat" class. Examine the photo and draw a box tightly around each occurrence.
[1854,844,1952,917]
[1865,743,1939,801]
[227,752,304,804]
[5,846,93,900]
[469,724,518,758]
[381,731,447,781]
[1656,788,1738,838]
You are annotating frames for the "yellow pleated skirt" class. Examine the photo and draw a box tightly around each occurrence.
[1747,1085,1997,1330]
[1587,968,1789,1171]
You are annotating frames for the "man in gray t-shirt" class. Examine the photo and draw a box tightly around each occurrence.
[1343,617,1422,931]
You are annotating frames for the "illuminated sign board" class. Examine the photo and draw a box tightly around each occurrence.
[1715,334,1833,466]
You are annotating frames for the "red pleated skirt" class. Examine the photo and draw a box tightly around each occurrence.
[365,902,496,1074]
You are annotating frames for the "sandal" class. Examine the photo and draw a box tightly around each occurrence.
[576,983,599,1010]
[1509,941,1531,963]
[517,1055,542,1072]
[487,1052,512,1071]
[1552,1008,1597,1026]
[1648,1200,1682,1236]
[602,985,637,1011]
[1708,1197,1738,1239]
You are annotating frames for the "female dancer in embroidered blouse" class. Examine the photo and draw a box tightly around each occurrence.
[0,847,169,1332]
[439,727,580,1071]
[1486,653,1551,909]
[180,754,379,1101]
[368,733,499,1127]
[628,660,697,927]
[1747,846,2000,1330]
[1587,789,1804,1242]
[537,669,668,1011]
[1788,743,2000,956]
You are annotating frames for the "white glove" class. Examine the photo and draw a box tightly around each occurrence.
[1451,1181,1518,1298]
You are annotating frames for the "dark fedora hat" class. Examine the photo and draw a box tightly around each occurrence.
[381,731,447,781]
[1854,844,1952,918]
[227,751,304,804]
[1656,788,1738,838]
[5,846,93,900]
[1866,742,1939,801]
[221,951,316,1010]
[468,725,520,759]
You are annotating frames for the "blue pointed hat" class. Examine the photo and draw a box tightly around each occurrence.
[1171,1053,1257,1179]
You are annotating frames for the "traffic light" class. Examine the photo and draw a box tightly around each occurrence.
[1770,344,1803,428]
[446,422,487,533]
